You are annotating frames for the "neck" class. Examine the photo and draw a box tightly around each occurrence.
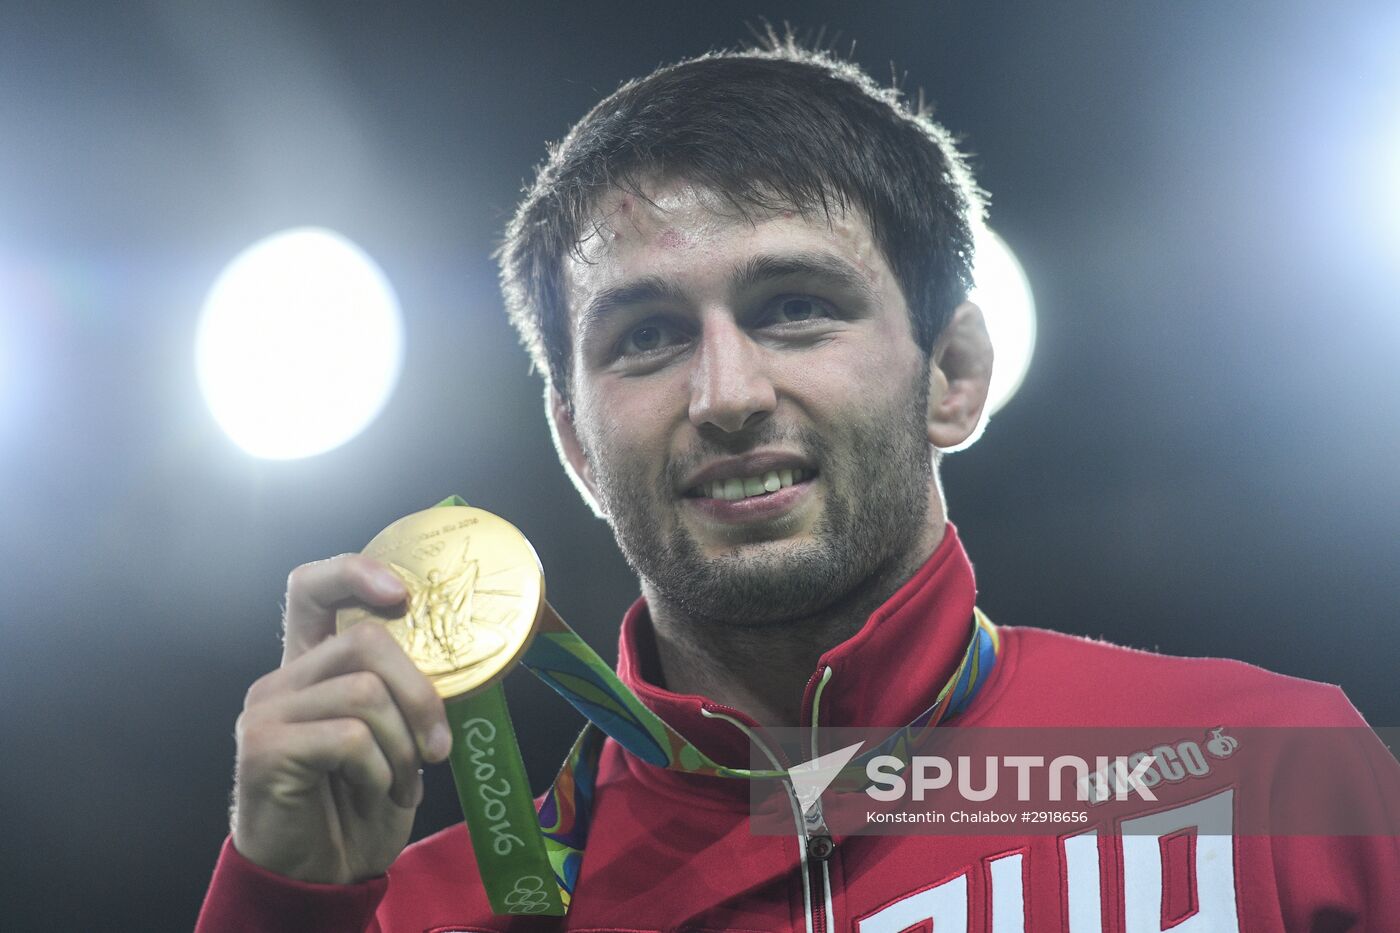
[644,516,947,728]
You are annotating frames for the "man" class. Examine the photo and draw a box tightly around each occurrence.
[197,44,1399,932]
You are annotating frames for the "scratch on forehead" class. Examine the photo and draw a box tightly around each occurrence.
[658,228,689,250]
[584,185,685,254]
[609,195,631,240]
[593,189,668,247]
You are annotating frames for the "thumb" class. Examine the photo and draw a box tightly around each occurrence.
[281,554,407,665]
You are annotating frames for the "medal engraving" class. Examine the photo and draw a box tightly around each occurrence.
[337,506,545,698]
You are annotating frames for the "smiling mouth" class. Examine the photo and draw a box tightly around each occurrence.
[684,468,816,501]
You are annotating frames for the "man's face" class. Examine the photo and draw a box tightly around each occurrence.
[561,179,939,626]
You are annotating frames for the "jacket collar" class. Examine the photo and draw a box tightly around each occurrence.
[614,523,978,771]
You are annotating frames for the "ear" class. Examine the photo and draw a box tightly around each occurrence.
[547,386,606,517]
[926,301,995,452]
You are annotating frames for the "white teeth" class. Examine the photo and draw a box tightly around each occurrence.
[700,468,811,500]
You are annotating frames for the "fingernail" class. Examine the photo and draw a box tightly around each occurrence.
[428,722,452,761]
[411,771,425,808]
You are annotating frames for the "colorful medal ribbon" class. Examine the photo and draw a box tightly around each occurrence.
[528,605,1001,909]
[345,498,1001,916]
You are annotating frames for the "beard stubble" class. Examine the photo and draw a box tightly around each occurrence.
[588,366,935,630]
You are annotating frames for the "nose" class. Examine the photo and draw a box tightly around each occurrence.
[687,315,777,434]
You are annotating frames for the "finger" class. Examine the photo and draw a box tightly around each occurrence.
[255,717,404,819]
[282,554,408,664]
[263,671,425,808]
[258,622,451,764]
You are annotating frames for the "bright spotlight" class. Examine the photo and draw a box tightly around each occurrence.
[969,226,1037,415]
[197,228,404,460]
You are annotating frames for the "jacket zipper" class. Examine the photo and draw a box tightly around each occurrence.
[804,667,837,933]
[809,862,828,933]
[699,665,840,933]
[803,800,834,933]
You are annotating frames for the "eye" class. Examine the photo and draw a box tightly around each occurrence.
[617,319,682,356]
[763,296,832,325]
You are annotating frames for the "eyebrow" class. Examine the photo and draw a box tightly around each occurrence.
[577,275,688,340]
[577,250,879,340]
[731,251,878,304]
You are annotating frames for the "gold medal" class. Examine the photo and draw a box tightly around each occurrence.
[335,505,545,698]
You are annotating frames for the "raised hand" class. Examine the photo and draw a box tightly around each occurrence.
[230,555,451,884]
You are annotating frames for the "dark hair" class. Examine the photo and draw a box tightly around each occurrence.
[498,41,985,404]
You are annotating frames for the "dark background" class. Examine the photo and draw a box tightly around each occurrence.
[2,2,1397,929]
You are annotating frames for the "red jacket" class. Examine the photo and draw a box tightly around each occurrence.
[197,526,1400,931]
